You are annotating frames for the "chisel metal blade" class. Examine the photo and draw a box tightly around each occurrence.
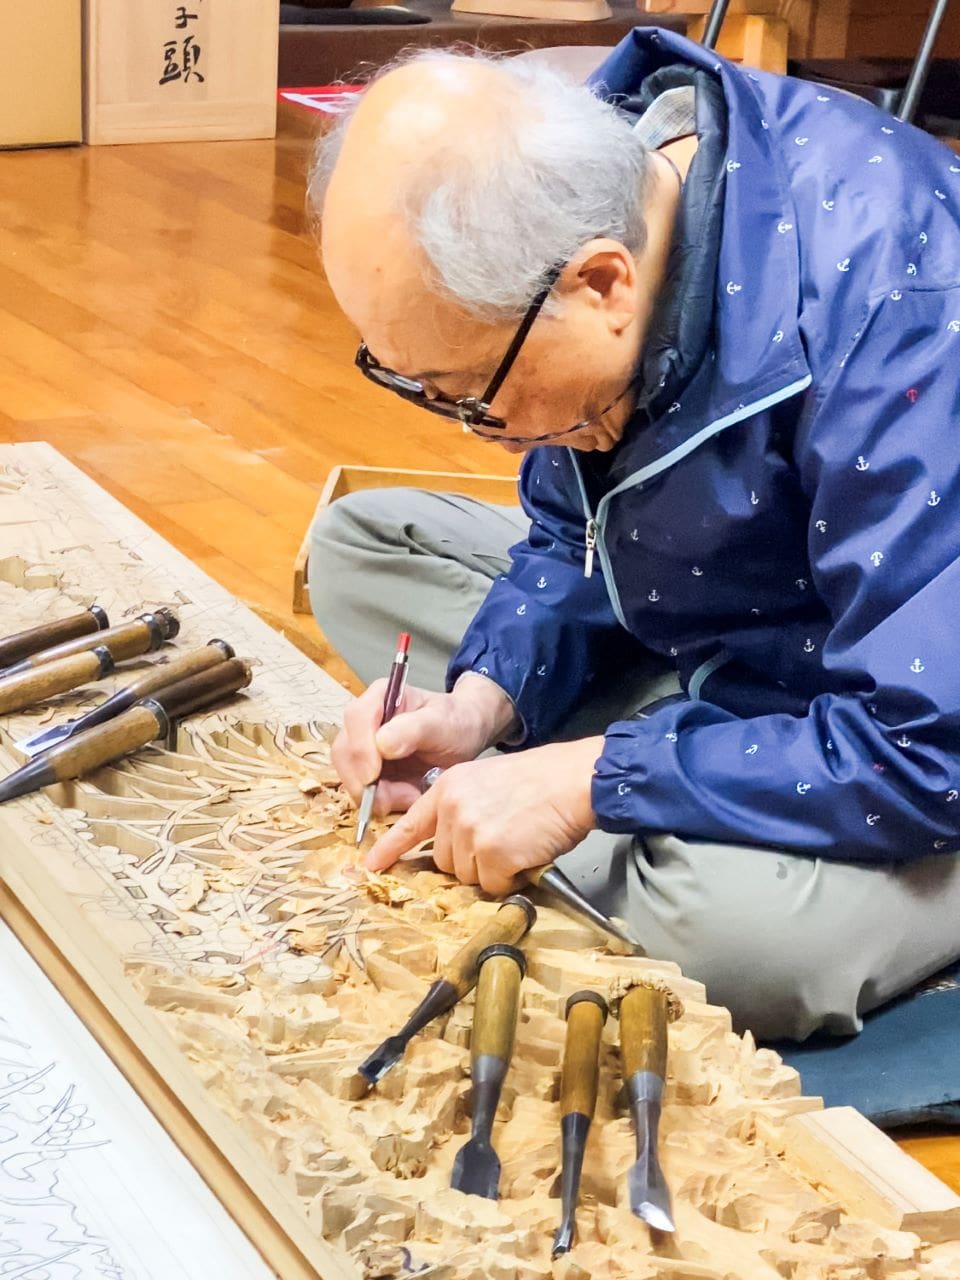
[627,1134,676,1233]
[20,718,97,756]
[357,978,458,1085]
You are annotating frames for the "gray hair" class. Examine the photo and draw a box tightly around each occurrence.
[308,49,651,320]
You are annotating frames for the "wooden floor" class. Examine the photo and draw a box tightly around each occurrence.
[1,104,958,1190]
[0,103,516,684]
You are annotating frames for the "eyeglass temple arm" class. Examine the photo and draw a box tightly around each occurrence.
[479,262,566,409]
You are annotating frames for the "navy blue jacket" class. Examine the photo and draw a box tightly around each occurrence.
[449,28,960,863]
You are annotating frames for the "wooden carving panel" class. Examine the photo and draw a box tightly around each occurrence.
[2,442,960,1280]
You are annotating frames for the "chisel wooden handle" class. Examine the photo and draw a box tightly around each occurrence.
[43,704,165,781]
[144,657,252,720]
[0,647,114,716]
[0,659,253,804]
[560,991,607,1120]
[439,896,536,999]
[113,641,234,703]
[2,610,179,673]
[620,984,669,1081]
[40,660,249,779]
[471,945,525,1064]
[522,863,554,889]
[0,606,108,668]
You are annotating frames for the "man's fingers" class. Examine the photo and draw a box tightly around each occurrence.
[365,790,439,872]
[376,703,445,760]
[431,821,454,876]
[453,837,480,886]
[334,681,389,799]
[372,780,421,817]
[476,855,519,899]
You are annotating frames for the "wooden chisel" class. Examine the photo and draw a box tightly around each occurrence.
[0,605,109,668]
[357,894,536,1086]
[552,990,608,1256]
[524,863,642,951]
[0,646,115,717]
[18,640,235,755]
[620,983,676,1233]
[0,608,180,677]
[450,943,526,1200]
[0,657,252,804]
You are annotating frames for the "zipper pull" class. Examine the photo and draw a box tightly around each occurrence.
[584,518,598,579]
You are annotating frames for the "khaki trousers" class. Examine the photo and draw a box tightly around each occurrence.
[309,487,960,1041]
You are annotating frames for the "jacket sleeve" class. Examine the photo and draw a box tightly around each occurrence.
[593,286,960,862]
[447,449,647,746]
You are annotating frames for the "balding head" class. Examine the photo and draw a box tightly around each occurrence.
[313,51,650,317]
[310,50,674,454]
[317,56,524,363]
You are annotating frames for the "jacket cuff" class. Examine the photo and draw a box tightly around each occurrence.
[447,647,534,748]
[591,719,669,834]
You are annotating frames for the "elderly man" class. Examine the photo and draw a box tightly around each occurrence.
[309,30,960,1040]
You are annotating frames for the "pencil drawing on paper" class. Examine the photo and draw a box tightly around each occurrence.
[0,1012,127,1279]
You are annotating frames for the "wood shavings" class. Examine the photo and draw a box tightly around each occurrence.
[287,923,330,955]
[357,871,416,907]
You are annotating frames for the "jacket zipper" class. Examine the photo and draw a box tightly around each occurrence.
[565,374,813,620]
[584,518,598,578]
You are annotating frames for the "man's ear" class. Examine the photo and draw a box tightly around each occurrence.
[557,239,637,328]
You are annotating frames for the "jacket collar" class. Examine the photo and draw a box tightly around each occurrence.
[590,29,811,427]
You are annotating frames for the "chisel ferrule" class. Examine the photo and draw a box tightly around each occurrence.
[469,1053,509,1135]
[566,988,608,1020]
[140,613,168,651]
[152,607,181,640]
[476,942,527,976]
[138,698,171,740]
[91,645,115,678]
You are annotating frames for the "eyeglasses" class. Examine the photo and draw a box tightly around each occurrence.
[355,259,642,446]
[355,261,565,432]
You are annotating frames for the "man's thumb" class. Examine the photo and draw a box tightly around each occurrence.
[376,708,436,759]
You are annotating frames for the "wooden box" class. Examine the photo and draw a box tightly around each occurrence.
[84,0,280,145]
[293,464,520,614]
[1,0,82,149]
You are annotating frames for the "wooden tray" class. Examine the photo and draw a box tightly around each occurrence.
[292,463,519,614]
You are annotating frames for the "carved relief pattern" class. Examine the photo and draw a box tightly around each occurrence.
[3,445,960,1279]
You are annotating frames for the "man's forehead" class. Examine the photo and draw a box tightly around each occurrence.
[366,300,501,378]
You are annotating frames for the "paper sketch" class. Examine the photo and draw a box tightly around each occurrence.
[0,919,275,1280]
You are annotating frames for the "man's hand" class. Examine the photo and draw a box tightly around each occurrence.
[364,737,604,896]
[332,673,518,817]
